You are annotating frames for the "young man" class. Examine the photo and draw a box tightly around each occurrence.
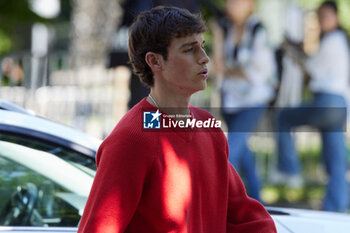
[78,6,276,233]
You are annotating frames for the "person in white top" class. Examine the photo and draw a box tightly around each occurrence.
[275,3,305,107]
[306,29,349,97]
[212,0,276,202]
[276,1,349,212]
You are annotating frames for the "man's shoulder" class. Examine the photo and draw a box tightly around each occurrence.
[114,103,142,131]
[104,98,156,144]
[95,99,158,167]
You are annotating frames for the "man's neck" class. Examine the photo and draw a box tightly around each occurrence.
[147,88,191,116]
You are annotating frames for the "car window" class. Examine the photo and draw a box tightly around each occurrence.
[0,140,93,227]
[0,133,97,172]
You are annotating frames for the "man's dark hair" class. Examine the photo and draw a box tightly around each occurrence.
[319,1,338,13]
[128,6,207,87]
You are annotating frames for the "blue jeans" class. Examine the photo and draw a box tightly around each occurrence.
[277,92,348,212]
[223,106,265,202]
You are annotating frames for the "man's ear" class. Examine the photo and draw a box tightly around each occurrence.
[145,52,162,72]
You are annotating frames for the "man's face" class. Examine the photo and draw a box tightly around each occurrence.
[158,33,210,95]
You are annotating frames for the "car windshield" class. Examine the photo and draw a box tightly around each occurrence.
[0,140,93,227]
[0,133,97,173]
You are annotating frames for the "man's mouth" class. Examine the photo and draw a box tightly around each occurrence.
[198,68,208,78]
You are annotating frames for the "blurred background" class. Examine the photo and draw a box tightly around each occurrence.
[1,0,350,212]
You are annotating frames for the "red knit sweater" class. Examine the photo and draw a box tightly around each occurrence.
[78,98,276,233]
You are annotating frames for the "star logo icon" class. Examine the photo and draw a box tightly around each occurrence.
[151,110,161,122]
[143,110,162,129]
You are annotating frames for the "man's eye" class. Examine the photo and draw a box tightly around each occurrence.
[184,48,193,52]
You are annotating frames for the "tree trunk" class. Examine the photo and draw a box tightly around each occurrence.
[69,0,123,68]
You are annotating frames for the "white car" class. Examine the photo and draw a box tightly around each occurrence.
[0,99,100,232]
[0,99,349,233]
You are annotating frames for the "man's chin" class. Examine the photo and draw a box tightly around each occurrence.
[191,83,207,94]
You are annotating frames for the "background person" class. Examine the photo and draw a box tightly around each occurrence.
[276,0,349,212]
[212,0,276,202]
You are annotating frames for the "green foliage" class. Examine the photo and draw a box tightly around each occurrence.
[0,30,12,55]
[0,0,43,56]
[0,0,46,34]
[0,0,73,56]
[338,1,350,36]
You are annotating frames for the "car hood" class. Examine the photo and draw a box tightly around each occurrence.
[268,207,350,233]
[0,109,102,154]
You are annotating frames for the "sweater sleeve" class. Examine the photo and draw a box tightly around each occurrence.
[225,142,276,232]
[77,131,156,233]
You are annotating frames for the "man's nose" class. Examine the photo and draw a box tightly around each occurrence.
[199,48,210,65]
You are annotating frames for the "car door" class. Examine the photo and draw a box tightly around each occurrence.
[0,139,94,232]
